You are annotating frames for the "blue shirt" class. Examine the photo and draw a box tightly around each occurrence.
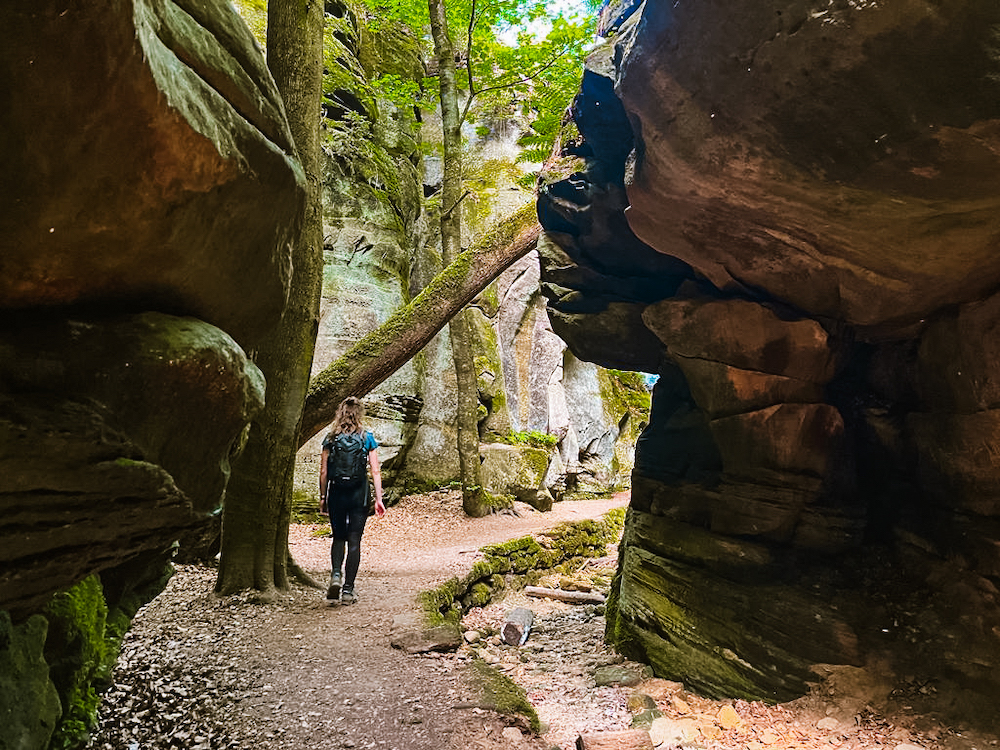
[322,430,377,453]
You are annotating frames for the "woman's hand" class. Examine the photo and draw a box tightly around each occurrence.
[374,498,386,518]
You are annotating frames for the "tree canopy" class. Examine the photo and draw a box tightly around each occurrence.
[360,0,597,162]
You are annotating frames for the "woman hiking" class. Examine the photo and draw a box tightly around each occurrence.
[319,396,386,604]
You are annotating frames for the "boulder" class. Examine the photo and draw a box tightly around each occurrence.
[389,613,463,654]
[480,444,553,511]
[616,0,1000,337]
[642,298,840,383]
[0,314,264,617]
[0,1,303,351]
[536,0,1000,726]
[0,2,300,742]
[917,292,1000,413]
[0,613,61,750]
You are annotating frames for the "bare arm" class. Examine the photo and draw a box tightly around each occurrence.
[368,449,385,518]
[319,448,329,513]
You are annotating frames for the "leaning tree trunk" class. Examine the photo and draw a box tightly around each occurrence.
[299,205,540,445]
[428,0,490,517]
[216,0,324,596]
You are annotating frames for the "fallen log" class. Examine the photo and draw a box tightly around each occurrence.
[575,729,654,750]
[524,586,606,605]
[503,607,534,646]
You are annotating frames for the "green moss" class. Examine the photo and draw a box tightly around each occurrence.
[501,430,558,450]
[468,559,495,582]
[420,580,458,625]
[604,507,626,538]
[291,487,326,523]
[396,476,449,496]
[483,490,514,511]
[466,583,493,608]
[598,368,651,420]
[469,659,541,733]
[523,447,551,481]
[0,612,62,750]
[231,0,268,47]
[422,509,624,618]
[43,576,114,750]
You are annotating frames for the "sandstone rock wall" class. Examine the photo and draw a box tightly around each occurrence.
[296,4,646,500]
[0,2,303,747]
[540,0,1000,722]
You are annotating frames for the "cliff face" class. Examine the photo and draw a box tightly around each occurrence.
[539,0,1000,718]
[296,3,645,500]
[0,2,302,745]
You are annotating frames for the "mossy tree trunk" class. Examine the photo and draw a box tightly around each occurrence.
[428,0,491,517]
[216,0,324,596]
[298,205,540,446]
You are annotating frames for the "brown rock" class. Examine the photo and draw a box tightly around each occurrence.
[675,357,825,419]
[635,678,683,701]
[709,404,844,479]
[0,1,303,350]
[643,298,839,383]
[618,0,1000,336]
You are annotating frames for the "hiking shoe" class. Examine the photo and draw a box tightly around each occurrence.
[341,587,357,605]
[326,573,342,601]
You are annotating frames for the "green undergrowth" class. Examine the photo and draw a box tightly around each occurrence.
[500,430,558,450]
[420,508,625,625]
[43,576,110,749]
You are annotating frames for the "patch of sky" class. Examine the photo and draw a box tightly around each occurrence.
[496,0,594,44]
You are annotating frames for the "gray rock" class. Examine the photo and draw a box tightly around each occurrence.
[592,664,644,687]
[480,443,552,510]
[389,613,462,654]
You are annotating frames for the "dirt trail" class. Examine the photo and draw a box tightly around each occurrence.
[94,491,982,750]
[251,494,629,750]
[92,493,627,750]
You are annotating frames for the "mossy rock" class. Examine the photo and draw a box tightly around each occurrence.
[42,575,118,750]
[423,509,624,619]
[469,659,541,733]
[0,612,62,750]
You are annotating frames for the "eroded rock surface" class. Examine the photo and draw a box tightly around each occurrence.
[0,1,302,349]
[0,2,302,747]
[539,0,1000,725]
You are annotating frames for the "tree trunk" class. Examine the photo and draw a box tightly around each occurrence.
[503,607,534,646]
[428,0,490,516]
[299,205,540,446]
[216,0,324,596]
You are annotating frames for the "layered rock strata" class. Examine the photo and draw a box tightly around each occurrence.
[539,0,1000,718]
[0,1,302,746]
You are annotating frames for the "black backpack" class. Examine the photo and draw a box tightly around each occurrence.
[328,432,367,487]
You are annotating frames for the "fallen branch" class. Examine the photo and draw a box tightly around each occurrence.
[524,586,606,605]
[503,607,534,646]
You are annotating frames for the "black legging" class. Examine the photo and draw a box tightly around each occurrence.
[326,480,369,589]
